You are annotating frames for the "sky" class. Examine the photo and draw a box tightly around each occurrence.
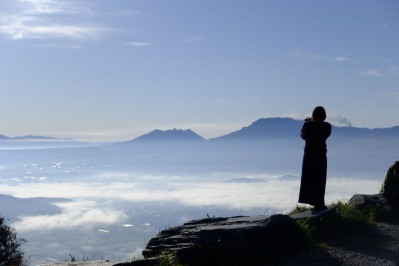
[0,0,398,141]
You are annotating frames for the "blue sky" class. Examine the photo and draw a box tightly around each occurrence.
[0,0,398,141]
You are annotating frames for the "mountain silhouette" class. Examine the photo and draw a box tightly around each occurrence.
[13,135,56,140]
[131,129,205,143]
[213,117,399,142]
[0,134,11,140]
[212,118,303,140]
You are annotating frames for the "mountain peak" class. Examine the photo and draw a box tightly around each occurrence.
[133,128,205,142]
[213,117,303,140]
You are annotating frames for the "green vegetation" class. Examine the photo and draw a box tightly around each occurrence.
[290,200,394,246]
[66,253,99,262]
[0,216,27,266]
[148,201,396,266]
[157,250,182,266]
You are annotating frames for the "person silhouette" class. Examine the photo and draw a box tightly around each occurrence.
[298,106,331,213]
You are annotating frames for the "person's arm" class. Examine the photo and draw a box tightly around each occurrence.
[300,123,307,140]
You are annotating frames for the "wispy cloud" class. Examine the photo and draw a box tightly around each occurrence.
[0,0,108,41]
[289,51,324,62]
[333,56,349,62]
[329,113,352,127]
[360,69,384,77]
[289,51,349,63]
[33,43,82,49]
[107,9,140,17]
[18,0,93,16]
[360,66,399,77]
[14,200,127,232]
[126,41,152,47]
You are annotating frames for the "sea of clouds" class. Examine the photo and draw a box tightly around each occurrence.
[0,162,382,264]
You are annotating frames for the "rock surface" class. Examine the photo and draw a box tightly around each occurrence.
[348,193,389,210]
[349,193,399,213]
[37,260,123,266]
[119,214,307,265]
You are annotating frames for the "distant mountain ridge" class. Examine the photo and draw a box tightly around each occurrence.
[132,129,205,142]
[211,118,303,140]
[2,118,399,144]
[126,118,399,143]
[215,118,399,141]
[0,134,57,140]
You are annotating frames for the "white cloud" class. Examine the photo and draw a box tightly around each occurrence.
[0,0,107,41]
[33,43,82,49]
[360,66,399,77]
[0,175,380,234]
[126,41,152,47]
[333,56,349,62]
[18,0,93,16]
[0,174,380,216]
[14,200,128,232]
[289,51,349,63]
[360,68,384,77]
[19,0,71,15]
[0,18,103,40]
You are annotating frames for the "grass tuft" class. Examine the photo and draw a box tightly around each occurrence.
[157,250,182,266]
[293,200,394,245]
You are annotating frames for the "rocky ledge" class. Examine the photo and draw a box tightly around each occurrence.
[116,214,307,266]
[116,193,398,266]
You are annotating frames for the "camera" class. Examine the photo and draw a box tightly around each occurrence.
[305,117,312,122]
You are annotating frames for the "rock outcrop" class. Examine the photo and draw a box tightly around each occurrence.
[348,194,389,210]
[348,193,399,212]
[117,214,308,266]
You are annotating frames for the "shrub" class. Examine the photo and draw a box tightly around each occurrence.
[295,201,373,244]
[0,216,27,266]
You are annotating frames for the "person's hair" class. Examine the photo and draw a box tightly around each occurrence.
[312,106,326,121]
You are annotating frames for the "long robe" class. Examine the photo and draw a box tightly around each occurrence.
[298,120,331,207]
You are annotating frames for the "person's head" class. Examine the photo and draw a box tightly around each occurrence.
[312,106,326,121]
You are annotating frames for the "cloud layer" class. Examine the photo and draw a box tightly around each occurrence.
[0,172,381,232]
[0,0,107,40]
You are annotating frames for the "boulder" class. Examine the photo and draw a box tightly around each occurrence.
[121,214,307,265]
[348,194,389,210]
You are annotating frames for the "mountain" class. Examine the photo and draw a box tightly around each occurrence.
[212,118,303,141]
[131,129,205,143]
[13,135,57,140]
[0,134,57,141]
[0,134,11,140]
[213,117,399,141]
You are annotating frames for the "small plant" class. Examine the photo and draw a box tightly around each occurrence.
[157,250,182,266]
[295,201,374,244]
[287,204,311,215]
[66,253,97,262]
[65,235,99,262]
[67,254,76,262]
[0,216,27,266]
[362,204,394,222]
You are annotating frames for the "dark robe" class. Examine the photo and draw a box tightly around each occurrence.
[298,120,331,207]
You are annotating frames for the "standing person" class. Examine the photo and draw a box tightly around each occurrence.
[299,106,331,214]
